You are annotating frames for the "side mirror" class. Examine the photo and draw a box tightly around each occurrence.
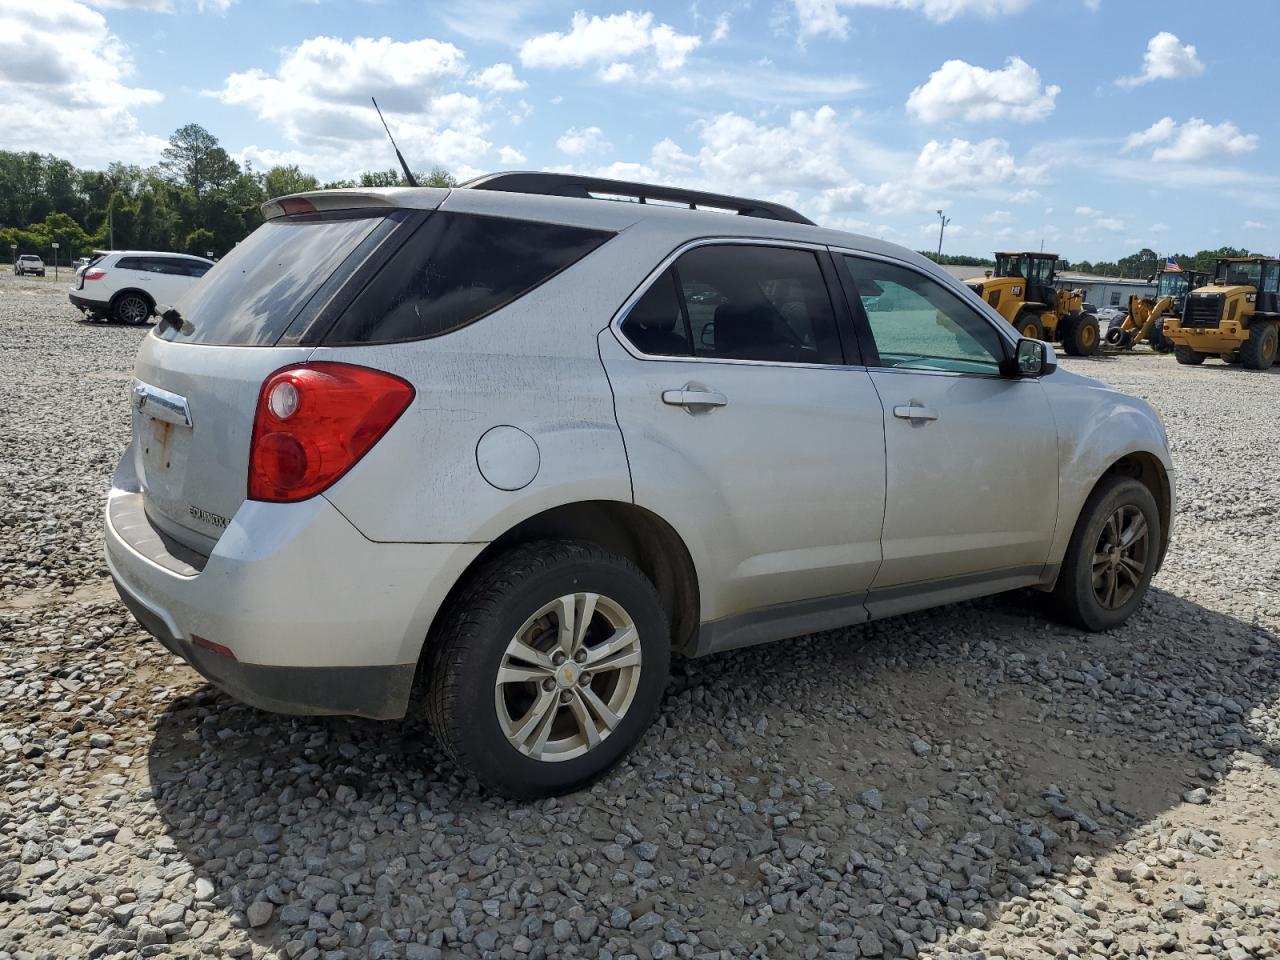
[1006,337,1056,377]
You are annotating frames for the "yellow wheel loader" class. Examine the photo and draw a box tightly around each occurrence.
[1163,257,1280,370]
[1103,268,1208,353]
[965,252,1101,356]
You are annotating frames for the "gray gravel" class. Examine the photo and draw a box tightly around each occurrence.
[2,271,1280,960]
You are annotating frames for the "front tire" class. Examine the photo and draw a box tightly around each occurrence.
[1148,319,1174,353]
[1173,344,1205,365]
[425,540,670,797]
[1240,321,1278,370]
[1051,476,1160,632]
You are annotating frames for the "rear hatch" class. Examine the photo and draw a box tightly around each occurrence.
[129,194,436,553]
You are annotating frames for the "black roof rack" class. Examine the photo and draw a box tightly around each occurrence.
[461,171,816,226]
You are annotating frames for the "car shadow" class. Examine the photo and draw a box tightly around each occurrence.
[146,586,1278,956]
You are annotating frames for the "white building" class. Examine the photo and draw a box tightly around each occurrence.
[1054,271,1156,310]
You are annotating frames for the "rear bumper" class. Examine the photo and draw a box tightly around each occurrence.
[104,452,484,719]
[69,291,108,312]
[110,575,416,718]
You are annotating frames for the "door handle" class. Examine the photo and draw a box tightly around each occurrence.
[892,403,939,422]
[662,386,728,409]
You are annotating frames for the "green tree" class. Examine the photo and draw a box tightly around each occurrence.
[185,227,216,256]
[161,124,240,201]
[261,164,320,199]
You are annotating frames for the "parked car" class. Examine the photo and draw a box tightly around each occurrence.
[69,251,214,324]
[15,254,45,277]
[105,174,1175,796]
[72,256,92,273]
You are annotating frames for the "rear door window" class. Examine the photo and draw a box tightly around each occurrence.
[321,212,613,344]
[619,244,843,365]
[154,211,395,346]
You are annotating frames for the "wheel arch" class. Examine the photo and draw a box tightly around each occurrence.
[110,287,156,313]
[1047,450,1172,591]
[421,500,702,667]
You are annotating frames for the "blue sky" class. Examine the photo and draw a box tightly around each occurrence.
[2,0,1276,261]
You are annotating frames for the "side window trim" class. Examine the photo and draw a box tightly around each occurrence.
[832,248,1017,377]
[612,237,857,368]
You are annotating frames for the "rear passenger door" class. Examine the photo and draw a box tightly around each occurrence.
[599,241,887,636]
[836,253,1059,613]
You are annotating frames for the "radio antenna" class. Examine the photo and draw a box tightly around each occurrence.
[371,97,418,187]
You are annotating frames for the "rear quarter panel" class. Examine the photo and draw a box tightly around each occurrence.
[315,223,693,544]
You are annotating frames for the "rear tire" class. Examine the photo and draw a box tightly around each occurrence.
[112,292,152,326]
[1051,475,1160,632]
[1240,321,1278,370]
[1060,313,1100,357]
[1173,344,1206,365]
[425,540,670,798]
[1014,310,1045,341]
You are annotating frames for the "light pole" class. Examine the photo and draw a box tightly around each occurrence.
[9,243,15,273]
[51,241,60,281]
[936,209,951,259]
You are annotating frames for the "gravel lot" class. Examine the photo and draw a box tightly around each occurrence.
[2,269,1280,960]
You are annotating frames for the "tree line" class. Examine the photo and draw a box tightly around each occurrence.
[0,124,453,264]
[921,246,1262,278]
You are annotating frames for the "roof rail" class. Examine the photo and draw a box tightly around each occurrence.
[461,171,816,226]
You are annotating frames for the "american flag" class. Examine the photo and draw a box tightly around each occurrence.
[1165,256,1182,272]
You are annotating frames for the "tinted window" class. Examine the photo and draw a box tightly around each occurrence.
[843,257,1005,374]
[620,270,691,357]
[116,257,143,271]
[155,211,388,346]
[323,213,613,344]
[621,245,842,364]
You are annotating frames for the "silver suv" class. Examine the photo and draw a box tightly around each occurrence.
[105,173,1174,796]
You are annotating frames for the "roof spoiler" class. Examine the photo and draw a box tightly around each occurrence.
[461,171,816,226]
[260,189,402,220]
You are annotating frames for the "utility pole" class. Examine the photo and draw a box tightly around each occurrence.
[936,209,951,259]
[109,205,114,250]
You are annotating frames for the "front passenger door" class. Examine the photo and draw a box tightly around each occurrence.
[837,254,1060,611]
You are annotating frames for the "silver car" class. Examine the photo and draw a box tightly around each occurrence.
[105,173,1174,796]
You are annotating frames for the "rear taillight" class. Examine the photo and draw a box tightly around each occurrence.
[83,268,106,281]
[248,363,414,503]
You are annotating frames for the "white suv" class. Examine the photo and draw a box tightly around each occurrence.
[105,174,1174,796]
[70,250,214,324]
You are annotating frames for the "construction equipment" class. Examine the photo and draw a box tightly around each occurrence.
[1104,267,1209,352]
[1163,256,1280,369]
[965,252,1100,356]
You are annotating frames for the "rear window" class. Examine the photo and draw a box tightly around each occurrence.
[320,212,613,344]
[154,211,393,346]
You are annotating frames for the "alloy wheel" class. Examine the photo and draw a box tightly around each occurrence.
[494,592,642,762]
[118,296,149,325]
[1091,505,1150,610]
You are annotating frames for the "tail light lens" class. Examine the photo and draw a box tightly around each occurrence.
[83,268,106,281]
[248,363,414,503]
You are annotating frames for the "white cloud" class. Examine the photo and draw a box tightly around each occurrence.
[1244,220,1267,231]
[556,126,611,156]
[84,0,172,9]
[794,0,1033,39]
[1117,32,1204,88]
[693,106,853,190]
[983,210,1012,224]
[519,11,700,81]
[471,63,526,93]
[1007,188,1041,203]
[1122,117,1258,163]
[212,34,494,180]
[1075,206,1100,216]
[0,0,167,168]
[914,138,1046,190]
[711,13,731,42]
[907,57,1059,123]
[1150,223,1169,233]
[497,145,526,165]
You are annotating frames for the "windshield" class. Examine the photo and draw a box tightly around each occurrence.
[1157,272,1188,298]
[1216,260,1262,286]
